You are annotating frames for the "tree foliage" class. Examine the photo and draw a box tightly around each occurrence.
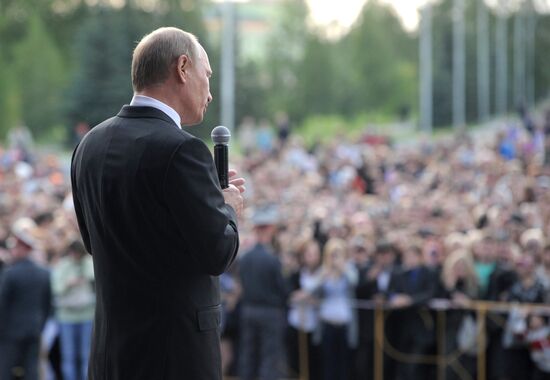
[11,14,65,136]
[0,0,549,142]
[256,0,416,125]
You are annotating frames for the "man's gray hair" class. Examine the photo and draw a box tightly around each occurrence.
[132,27,199,92]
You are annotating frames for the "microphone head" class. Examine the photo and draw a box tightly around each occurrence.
[211,126,231,145]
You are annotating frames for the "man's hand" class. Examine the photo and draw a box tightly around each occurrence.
[228,169,246,193]
[223,169,245,217]
[389,294,413,308]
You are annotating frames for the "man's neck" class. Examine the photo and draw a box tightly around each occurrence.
[136,88,180,116]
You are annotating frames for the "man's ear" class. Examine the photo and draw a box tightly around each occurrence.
[177,54,190,83]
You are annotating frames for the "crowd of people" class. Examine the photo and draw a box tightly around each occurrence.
[226,106,550,380]
[0,129,94,380]
[0,106,550,380]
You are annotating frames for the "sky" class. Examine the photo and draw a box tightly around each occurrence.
[306,0,430,32]
[306,0,550,33]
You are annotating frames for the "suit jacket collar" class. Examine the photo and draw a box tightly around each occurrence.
[11,257,33,267]
[117,105,180,129]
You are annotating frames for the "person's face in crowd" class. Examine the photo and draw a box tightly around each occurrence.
[451,258,471,280]
[403,248,422,269]
[473,237,496,263]
[495,242,515,266]
[542,247,550,268]
[7,237,31,260]
[254,224,277,245]
[70,248,86,262]
[376,249,395,268]
[0,225,8,246]
[281,250,299,273]
[303,242,321,270]
[524,240,543,259]
[516,254,536,279]
[351,245,369,266]
[423,239,443,267]
[179,43,212,126]
[528,315,546,330]
[325,247,347,272]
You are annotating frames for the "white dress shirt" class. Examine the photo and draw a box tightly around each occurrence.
[130,94,181,129]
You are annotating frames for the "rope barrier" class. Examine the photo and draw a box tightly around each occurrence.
[287,298,549,380]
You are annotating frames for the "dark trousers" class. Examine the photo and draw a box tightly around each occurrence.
[287,327,323,380]
[0,337,40,380]
[239,305,286,380]
[532,368,550,380]
[321,322,350,380]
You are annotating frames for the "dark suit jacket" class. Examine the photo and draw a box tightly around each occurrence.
[388,265,437,306]
[71,106,239,380]
[239,243,287,309]
[0,258,51,340]
[387,265,437,348]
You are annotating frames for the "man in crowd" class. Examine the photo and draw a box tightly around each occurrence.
[0,218,51,380]
[52,240,95,380]
[239,205,288,380]
[71,27,244,380]
[355,241,398,380]
[388,244,438,380]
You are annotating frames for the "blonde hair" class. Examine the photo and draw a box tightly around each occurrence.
[322,238,347,271]
[132,27,199,92]
[442,249,478,297]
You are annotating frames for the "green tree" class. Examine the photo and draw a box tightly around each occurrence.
[11,14,65,136]
[263,0,309,120]
[0,50,21,138]
[535,14,550,101]
[341,0,417,117]
[66,7,152,130]
[260,0,416,124]
[66,2,210,139]
[291,33,339,118]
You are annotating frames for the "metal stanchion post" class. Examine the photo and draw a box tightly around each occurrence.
[298,330,309,380]
[298,304,309,380]
[374,307,384,380]
[477,305,487,380]
[436,310,446,380]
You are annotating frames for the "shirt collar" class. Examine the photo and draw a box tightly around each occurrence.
[130,94,181,129]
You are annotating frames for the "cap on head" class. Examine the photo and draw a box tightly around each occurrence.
[11,217,37,248]
[252,204,279,227]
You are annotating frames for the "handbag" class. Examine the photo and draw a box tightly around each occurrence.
[457,314,486,355]
[502,306,527,349]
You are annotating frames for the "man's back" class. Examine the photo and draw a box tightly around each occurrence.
[239,244,287,308]
[71,106,239,380]
[0,258,51,340]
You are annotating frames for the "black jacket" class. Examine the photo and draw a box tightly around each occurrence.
[0,258,51,340]
[389,265,437,306]
[239,243,288,309]
[71,106,239,380]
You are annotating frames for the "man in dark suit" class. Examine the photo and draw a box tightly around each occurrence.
[0,217,52,380]
[355,241,398,380]
[71,27,244,380]
[238,206,288,380]
[388,244,437,380]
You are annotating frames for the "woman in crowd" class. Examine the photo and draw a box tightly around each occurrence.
[287,239,323,380]
[314,238,358,380]
[439,248,480,380]
[502,253,546,380]
[52,240,95,380]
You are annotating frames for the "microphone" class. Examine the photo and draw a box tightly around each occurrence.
[211,126,231,189]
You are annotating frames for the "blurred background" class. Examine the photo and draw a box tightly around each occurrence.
[3,1,550,380]
[0,0,548,145]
